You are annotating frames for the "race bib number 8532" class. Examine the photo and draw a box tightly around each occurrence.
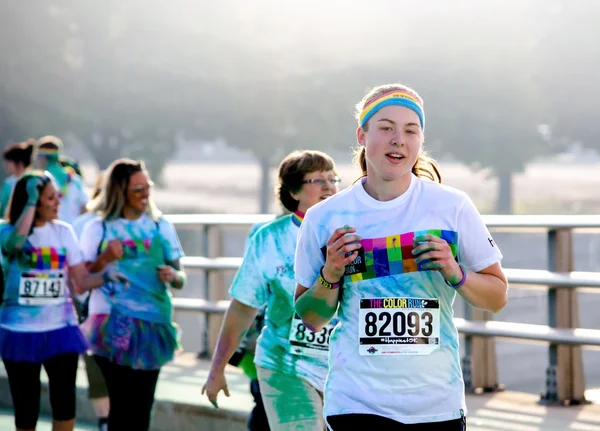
[359,297,440,356]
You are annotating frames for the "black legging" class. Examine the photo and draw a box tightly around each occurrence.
[327,414,466,430]
[3,353,79,429]
[94,355,160,431]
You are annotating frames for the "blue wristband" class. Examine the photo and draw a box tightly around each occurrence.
[445,263,467,289]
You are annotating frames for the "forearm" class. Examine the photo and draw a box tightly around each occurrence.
[456,270,508,313]
[209,300,258,374]
[295,281,339,332]
[87,256,110,273]
[3,205,36,254]
[73,272,106,294]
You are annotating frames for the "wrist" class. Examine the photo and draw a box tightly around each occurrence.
[97,256,112,269]
[322,266,342,284]
[445,263,467,289]
[170,271,185,288]
[318,266,343,290]
[210,363,226,375]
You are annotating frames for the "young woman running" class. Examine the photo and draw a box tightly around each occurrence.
[0,171,125,431]
[294,84,508,430]
[79,158,186,430]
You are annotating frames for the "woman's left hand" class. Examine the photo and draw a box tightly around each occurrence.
[157,265,176,283]
[412,234,463,285]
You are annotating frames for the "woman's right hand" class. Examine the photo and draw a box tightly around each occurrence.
[100,239,123,263]
[25,177,43,204]
[322,225,362,282]
[201,371,230,409]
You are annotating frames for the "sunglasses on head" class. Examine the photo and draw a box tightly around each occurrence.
[130,182,154,194]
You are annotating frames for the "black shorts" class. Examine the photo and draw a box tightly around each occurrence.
[327,413,466,430]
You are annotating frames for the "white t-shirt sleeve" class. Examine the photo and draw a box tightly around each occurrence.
[79,218,104,262]
[62,223,85,267]
[294,215,326,288]
[158,218,184,261]
[456,196,503,272]
[74,176,89,208]
[228,233,269,309]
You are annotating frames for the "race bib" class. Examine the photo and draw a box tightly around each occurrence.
[359,297,440,356]
[288,313,338,358]
[18,272,66,306]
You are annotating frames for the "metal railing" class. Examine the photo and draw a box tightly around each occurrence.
[165,213,600,406]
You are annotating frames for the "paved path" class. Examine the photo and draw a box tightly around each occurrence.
[1,353,599,430]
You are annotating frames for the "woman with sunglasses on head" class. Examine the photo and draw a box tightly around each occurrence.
[203,150,341,431]
[0,171,126,431]
[79,158,186,431]
[294,84,508,430]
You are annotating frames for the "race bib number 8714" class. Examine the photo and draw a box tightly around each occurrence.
[359,297,440,356]
[18,272,66,306]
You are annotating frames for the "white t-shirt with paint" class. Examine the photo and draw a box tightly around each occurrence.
[0,221,84,332]
[295,175,503,424]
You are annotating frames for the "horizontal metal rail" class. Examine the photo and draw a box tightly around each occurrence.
[454,319,600,346]
[181,256,243,271]
[166,214,600,230]
[171,298,229,314]
[171,298,600,347]
[180,257,600,289]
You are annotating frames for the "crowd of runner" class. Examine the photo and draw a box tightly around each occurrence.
[0,83,507,431]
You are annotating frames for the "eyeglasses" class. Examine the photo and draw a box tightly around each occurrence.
[301,177,342,187]
[130,182,154,194]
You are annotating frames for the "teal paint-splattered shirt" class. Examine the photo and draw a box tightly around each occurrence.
[229,214,329,390]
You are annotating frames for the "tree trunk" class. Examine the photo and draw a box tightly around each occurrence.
[495,171,513,214]
[259,157,271,214]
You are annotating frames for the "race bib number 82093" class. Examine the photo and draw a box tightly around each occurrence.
[359,297,440,356]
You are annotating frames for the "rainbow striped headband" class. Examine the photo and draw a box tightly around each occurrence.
[359,90,425,130]
[36,147,60,157]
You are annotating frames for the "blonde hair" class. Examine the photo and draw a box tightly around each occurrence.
[87,158,161,221]
[353,83,441,183]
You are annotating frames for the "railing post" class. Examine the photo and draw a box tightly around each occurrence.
[207,225,226,358]
[462,302,502,393]
[197,224,212,359]
[541,228,587,405]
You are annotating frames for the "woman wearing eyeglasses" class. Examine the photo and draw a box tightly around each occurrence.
[79,158,186,431]
[202,150,341,431]
[0,171,126,431]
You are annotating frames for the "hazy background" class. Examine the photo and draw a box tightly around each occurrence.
[2,0,600,397]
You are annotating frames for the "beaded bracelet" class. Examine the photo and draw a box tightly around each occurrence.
[445,263,467,289]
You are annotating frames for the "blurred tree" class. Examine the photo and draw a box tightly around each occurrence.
[533,0,600,150]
